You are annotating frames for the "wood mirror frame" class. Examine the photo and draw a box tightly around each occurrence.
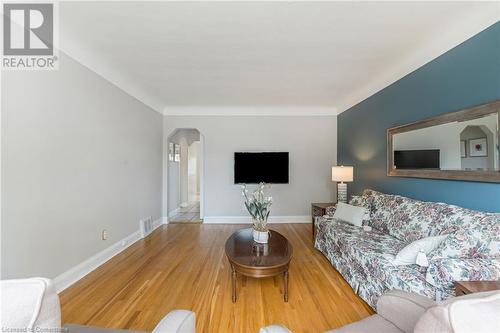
[387,100,500,183]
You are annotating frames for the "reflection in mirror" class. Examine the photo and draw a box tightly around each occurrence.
[393,113,499,171]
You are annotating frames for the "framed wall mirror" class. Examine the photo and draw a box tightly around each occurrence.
[387,100,500,183]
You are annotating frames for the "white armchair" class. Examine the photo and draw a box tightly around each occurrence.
[0,278,195,333]
[260,289,500,333]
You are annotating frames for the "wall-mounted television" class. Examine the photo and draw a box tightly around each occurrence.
[394,149,440,170]
[234,152,289,184]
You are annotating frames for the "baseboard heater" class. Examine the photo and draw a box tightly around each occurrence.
[139,216,154,238]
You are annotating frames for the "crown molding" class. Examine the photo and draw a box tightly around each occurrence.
[162,106,337,116]
[336,10,500,114]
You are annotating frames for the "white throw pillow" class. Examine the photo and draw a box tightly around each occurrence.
[393,235,448,266]
[333,202,366,227]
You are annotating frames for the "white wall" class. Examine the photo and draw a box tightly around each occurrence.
[1,52,163,279]
[163,116,337,219]
[188,141,201,203]
[179,136,189,206]
[167,156,181,216]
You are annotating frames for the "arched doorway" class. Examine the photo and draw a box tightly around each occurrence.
[460,125,497,171]
[166,128,204,223]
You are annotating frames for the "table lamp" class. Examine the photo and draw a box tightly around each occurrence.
[331,166,353,203]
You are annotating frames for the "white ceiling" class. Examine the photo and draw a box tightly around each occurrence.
[60,1,500,115]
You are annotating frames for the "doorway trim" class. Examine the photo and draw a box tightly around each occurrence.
[199,133,205,219]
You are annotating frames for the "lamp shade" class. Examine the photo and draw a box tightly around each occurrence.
[331,166,353,182]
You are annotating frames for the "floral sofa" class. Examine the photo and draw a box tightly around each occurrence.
[314,189,500,308]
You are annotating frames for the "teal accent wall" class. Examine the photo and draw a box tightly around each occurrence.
[338,22,500,212]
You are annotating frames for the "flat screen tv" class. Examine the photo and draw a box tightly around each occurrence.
[394,149,440,170]
[234,152,289,184]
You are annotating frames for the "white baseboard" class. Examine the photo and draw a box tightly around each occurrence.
[203,215,311,224]
[152,218,163,229]
[142,218,163,238]
[52,215,304,292]
[54,218,163,293]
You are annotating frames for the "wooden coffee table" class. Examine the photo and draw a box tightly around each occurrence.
[225,228,293,302]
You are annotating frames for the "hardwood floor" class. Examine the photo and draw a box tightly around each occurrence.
[60,224,373,333]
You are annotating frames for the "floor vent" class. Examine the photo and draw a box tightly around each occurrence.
[139,216,153,238]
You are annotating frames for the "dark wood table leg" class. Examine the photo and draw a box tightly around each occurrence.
[312,216,316,241]
[231,265,237,303]
[284,270,289,302]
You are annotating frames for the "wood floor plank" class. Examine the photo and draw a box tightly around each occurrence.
[60,224,373,332]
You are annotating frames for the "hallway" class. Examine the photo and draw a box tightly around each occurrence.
[169,202,202,223]
[167,128,203,224]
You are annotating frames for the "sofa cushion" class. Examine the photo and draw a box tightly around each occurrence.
[361,190,447,243]
[429,211,500,260]
[316,218,437,307]
[349,195,363,207]
[348,195,371,225]
[360,190,500,248]
[377,290,436,333]
[323,217,405,260]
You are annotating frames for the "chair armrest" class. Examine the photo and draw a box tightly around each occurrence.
[0,278,61,331]
[377,290,436,333]
[259,325,292,333]
[152,310,195,333]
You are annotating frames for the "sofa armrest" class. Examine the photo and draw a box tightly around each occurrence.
[425,258,500,290]
[377,290,436,333]
[325,205,337,217]
[259,325,292,333]
[152,310,195,333]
